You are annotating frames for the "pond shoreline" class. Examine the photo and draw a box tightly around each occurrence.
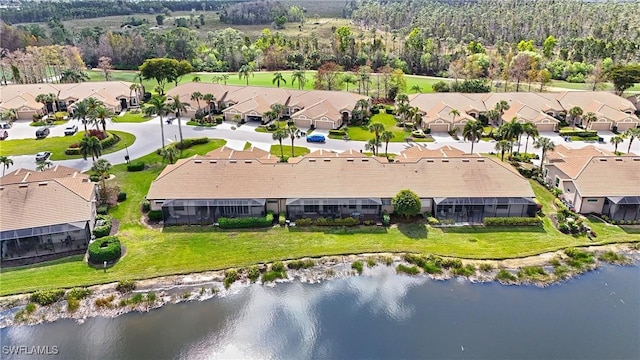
[1,243,638,329]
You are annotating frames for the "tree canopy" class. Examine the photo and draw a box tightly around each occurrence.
[392,189,422,218]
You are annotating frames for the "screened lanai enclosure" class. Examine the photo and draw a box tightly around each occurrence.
[434,197,537,223]
[161,199,267,225]
[0,221,91,266]
[286,198,381,220]
[603,196,640,221]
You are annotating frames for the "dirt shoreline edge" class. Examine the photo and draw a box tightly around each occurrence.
[1,243,638,328]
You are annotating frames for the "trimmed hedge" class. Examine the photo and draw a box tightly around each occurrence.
[31,289,65,306]
[65,132,119,155]
[117,192,127,202]
[88,236,122,263]
[148,210,163,221]
[93,215,112,238]
[218,213,274,229]
[329,129,347,136]
[97,205,109,215]
[312,217,360,226]
[127,162,145,172]
[175,137,209,150]
[483,217,542,226]
[558,129,598,137]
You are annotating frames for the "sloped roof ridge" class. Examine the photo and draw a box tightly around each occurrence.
[54,178,93,201]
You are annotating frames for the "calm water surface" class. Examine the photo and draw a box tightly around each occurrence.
[2,265,639,360]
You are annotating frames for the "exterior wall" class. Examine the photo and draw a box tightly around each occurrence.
[266,199,286,214]
[561,180,578,206]
[293,118,313,128]
[420,198,432,214]
[17,109,38,120]
[428,122,450,132]
[615,121,639,132]
[314,119,336,129]
[575,195,605,214]
[589,121,612,131]
[536,122,556,132]
[150,200,164,211]
[543,165,570,188]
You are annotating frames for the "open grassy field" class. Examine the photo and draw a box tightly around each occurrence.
[112,112,152,123]
[0,130,136,161]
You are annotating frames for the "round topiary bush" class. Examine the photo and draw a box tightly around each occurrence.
[88,236,122,264]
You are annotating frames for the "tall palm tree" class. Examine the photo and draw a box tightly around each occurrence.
[72,99,91,135]
[365,138,381,155]
[287,126,298,158]
[84,97,104,131]
[568,106,583,129]
[610,135,624,154]
[495,140,511,161]
[79,135,102,162]
[582,112,598,130]
[462,120,483,154]
[522,121,539,155]
[368,122,385,156]
[202,93,216,113]
[0,155,13,176]
[534,136,555,171]
[272,72,287,88]
[272,128,288,160]
[342,73,356,91]
[91,158,111,191]
[397,102,410,127]
[508,118,525,153]
[129,83,142,102]
[495,100,510,126]
[291,70,306,90]
[485,109,500,126]
[94,106,113,135]
[380,130,394,158]
[238,64,253,86]
[144,95,171,148]
[170,95,190,145]
[449,109,460,127]
[358,71,370,95]
[624,127,640,154]
[190,91,203,112]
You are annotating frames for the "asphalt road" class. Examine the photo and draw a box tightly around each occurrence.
[1,116,637,173]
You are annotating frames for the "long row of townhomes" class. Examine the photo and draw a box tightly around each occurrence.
[2,81,639,131]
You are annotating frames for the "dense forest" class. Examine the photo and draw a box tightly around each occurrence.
[1,0,639,94]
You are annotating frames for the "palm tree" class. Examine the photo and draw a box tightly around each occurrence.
[287,126,298,158]
[568,106,583,129]
[365,138,381,155]
[73,99,91,135]
[94,106,114,135]
[220,74,229,85]
[624,127,640,154]
[0,155,13,176]
[395,93,409,105]
[495,100,510,126]
[380,130,394,157]
[485,109,500,126]
[144,95,171,148]
[508,118,524,153]
[462,120,483,154]
[192,75,201,82]
[582,112,598,130]
[410,107,422,129]
[358,71,370,95]
[129,83,142,102]
[342,73,356,91]
[36,160,53,171]
[291,70,306,90]
[610,135,624,154]
[410,84,422,93]
[60,69,89,83]
[170,95,190,145]
[449,109,460,127]
[211,75,221,84]
[35,93,53,114]
[190,92,203,112]
[534,136,555,171]
[238,64,253,86]
[159,146,180,164]
[270,103,286,120]
[397,102,410,127]
[522,121,539,155]
[91,158,111,191]
[202,93,216,113]
[79,135,102,162]
[368,122,385,156]
[272,72,287,88]
[495,140,511,161]
[272,128,288,160]
[84,97,104,130]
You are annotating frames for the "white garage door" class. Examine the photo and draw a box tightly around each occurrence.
[315,120,335,129]
[294,118,312,128]
[616,122,639,132]
[537,123,556,132]
[589,121,612,131]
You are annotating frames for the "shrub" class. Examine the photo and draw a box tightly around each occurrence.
[67,297,80,312]
[174,137,209,150]
[554,265,570,279]
[117,192,127,202]
[146,292,157,303]
[271,261,285,272]
[351,261,364,274]
[598,251,630,265]
[496,269,517,282]
[382,213,391,226]
[287,259,315,269]
[88,236,121,263]
[295,218,313,226]
[411,130,426,138]
[453,264,476,276]
[127,162,145,172]
[116,280,136,293]
[100,132,118,149]
[329,129,347,136]
[65,148,81,155]
[90,174,101,182]
[517,266,547,279]
[93,215,112,238]
[224,269,240,289]
[97,205,109,215]
[25,303,36,314]
[479,263,494,272]
[441,258,463,269]
[66,287,92,300]
[558,129,598,137]
[396,264,420,275]
[148,210,163,221]
[218,213,274,229]
[427,217,440,226]
[247,265,261,282]
[278,212,286,226]
[216,117,223,124]
[141,200,151,213]
[367,258,376,268]
[483,217,542,226]
[261,270,286,282]
[30,289,65,306]
[95,295,115,308]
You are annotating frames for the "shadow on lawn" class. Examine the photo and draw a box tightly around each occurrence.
[288,226,387,235]
[440,225,546,234]
[162,226,272,234]
[397,223,428,239]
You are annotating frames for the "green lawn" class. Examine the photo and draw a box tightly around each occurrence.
[270,144,310,158]
[113,112,152,123]
[550,80,640,92]
[0,130,136,160]
[347,113,411,142]
[1,146,638,296]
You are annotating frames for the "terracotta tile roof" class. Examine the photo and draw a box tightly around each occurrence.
[502,102,560,125]
[147,154,534,201]
[546,145,616,178]
[0,178,96,232]
[0,165,88,186]
[570,156,640,197]
[396,145,468,161]
[203,146,278,163]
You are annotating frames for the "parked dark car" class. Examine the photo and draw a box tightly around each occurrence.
[306,134,326,143]
[35,127,50,139]
[35,151,51,162]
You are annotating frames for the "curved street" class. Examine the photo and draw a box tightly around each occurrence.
[2,116,638,173]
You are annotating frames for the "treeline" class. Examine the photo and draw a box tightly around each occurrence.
[220,1,287,25]
[0,0,240,24]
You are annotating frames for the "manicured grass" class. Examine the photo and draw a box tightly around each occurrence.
[0,130,136,160]
[113,112,152,123]
[550,80,640,92]
[347,113,411,142]
[270,144,310,158]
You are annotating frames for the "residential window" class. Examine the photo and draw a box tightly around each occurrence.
[497,205,509,210]
[586,199,598,203]
[544,169,549,177]
[304,205,319,213]
[361,204,379,210]
[566,188,571,193]
[555,177,560,187]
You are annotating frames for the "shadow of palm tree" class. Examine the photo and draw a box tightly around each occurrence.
[397,223,428,239]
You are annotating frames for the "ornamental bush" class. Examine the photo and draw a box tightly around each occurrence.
[127,162,145,172]
[329,129,347,136]
[148,210,163,221]
[482,217,542,226]
[93,215,112,238]
[117,192,127,202]
[392,189,421,218]
[88,235,122,263]
[218,213,274,229]
[116,280,136,293]
[295,218,313,226]
[30,289,65,306]
[66,287,92,300]
[558,129,598,137]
